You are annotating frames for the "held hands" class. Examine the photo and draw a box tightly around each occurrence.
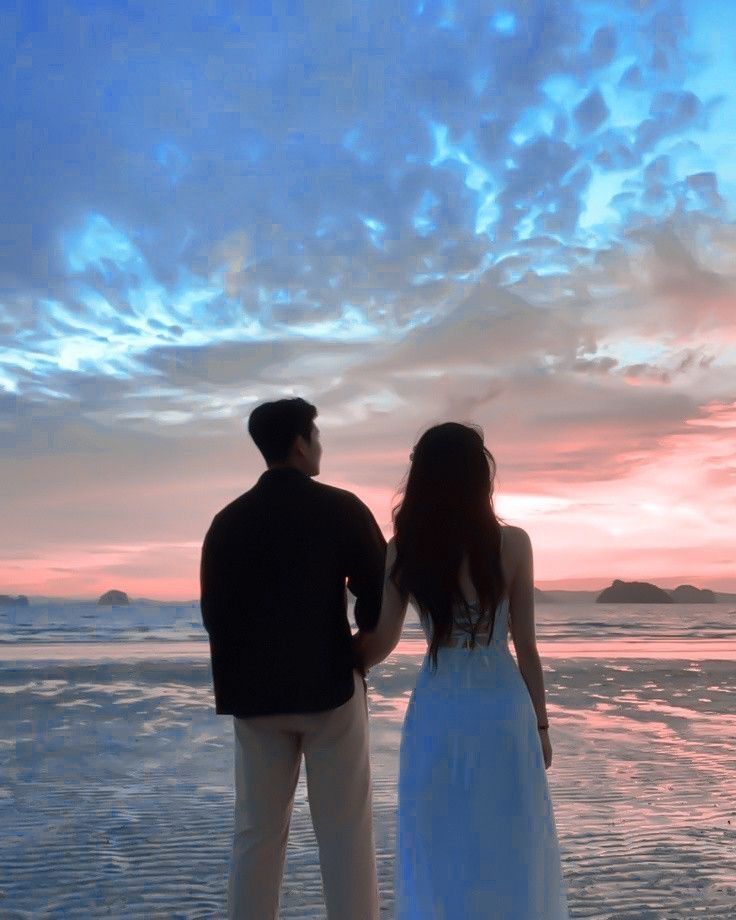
[538,727,552,770]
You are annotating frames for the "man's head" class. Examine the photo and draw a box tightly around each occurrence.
[247,397,322,476]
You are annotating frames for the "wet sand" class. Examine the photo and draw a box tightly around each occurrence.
[1,643,735,917]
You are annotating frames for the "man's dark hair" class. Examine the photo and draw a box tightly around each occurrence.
[247,398,317,465]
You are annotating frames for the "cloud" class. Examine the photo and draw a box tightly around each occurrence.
[2,0,736,594]
[574,90,610,133]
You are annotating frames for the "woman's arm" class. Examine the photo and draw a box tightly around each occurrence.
[508,527,550,731]
[352,539,408,672]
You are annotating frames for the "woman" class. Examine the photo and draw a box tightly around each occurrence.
[353,423,569,919]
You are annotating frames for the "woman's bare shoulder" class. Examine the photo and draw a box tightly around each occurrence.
[501,524,531,550]
[500,526,532,581]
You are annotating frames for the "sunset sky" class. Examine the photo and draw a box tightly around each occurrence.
[2,0,735,599]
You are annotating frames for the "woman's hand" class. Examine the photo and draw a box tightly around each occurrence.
[539,728,552,769]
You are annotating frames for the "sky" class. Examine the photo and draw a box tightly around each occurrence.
[1,0,735,600]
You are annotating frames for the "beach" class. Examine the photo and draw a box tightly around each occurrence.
[1,604,735,918]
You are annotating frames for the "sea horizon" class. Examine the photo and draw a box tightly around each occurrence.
[5,579,736,606]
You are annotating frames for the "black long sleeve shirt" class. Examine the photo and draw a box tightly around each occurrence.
[200,466,386,717]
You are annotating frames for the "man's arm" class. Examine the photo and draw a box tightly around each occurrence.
[200,518,232,637]
[345,496,387,634]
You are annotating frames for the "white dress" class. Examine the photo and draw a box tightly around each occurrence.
[395,594,569,918]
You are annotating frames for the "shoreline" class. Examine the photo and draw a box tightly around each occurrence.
[2,636,736,661]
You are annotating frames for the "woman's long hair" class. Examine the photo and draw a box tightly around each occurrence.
[390,422,505,671]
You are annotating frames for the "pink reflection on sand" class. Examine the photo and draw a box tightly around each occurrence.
[392,637,736,660]
[559,701,736,784]
[0,641,212,662]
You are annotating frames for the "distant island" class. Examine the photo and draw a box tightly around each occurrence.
[0,594,29,607]
[596,580,717,604]
[97,590,130,606]
[597,580,673,603]
[670,584,716,603]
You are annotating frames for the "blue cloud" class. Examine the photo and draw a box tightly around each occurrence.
[0,0,732,420]
[574,89,610,133]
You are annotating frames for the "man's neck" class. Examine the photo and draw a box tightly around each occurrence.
[265,463,309,475]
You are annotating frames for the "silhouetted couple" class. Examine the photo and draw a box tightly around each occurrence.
[200,397,568,919]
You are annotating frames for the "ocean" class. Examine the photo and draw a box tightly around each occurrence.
[1,602,735,918]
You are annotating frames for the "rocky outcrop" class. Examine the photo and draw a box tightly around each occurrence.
[596,579,673,603]
[0,594,29,607]
[97,590,130,606]
[671,584,716,603]
[534,587,554,603]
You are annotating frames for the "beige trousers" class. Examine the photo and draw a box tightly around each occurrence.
[227,669,380,920]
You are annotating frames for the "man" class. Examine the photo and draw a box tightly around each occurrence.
[200,397,386,919]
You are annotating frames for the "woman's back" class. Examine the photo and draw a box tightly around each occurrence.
[414,525,528,650]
